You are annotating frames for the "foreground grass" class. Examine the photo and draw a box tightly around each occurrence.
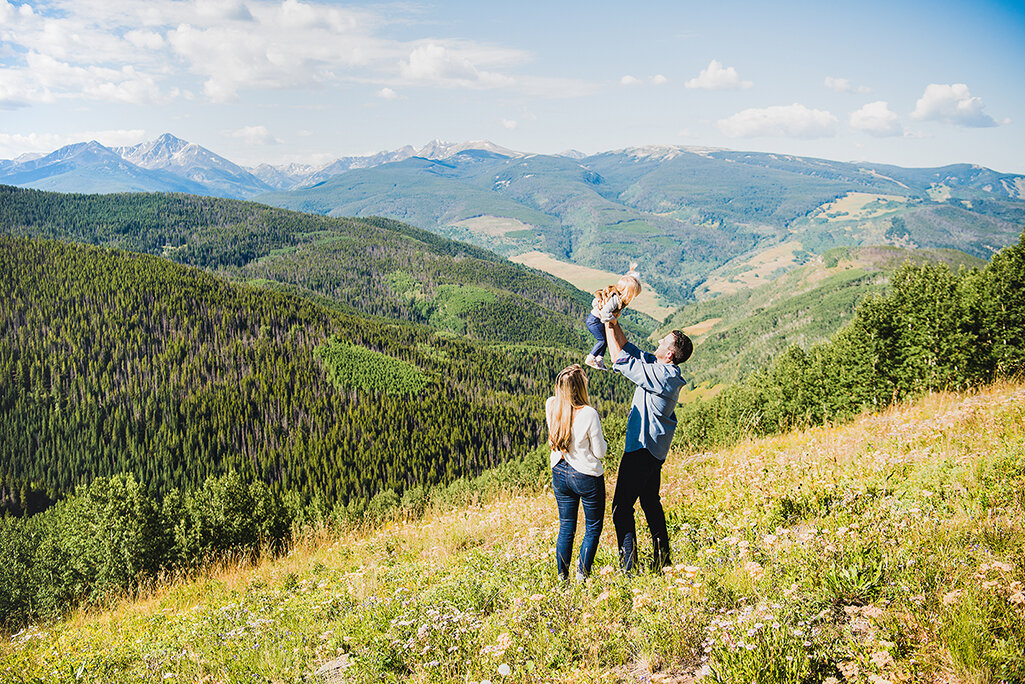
[3,383,1024,683]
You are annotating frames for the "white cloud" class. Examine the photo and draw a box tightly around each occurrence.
[0,0,550,104]
[850,101,902,137]
[911,83,999,127]
[0,132,69,157]
[125,30,166,50]
[500,119,517,129]
[0,129,145,158]
[685,60,752,90]
[82,128,148,146]
[399,42,515,88]
[718,103,838,138]
[377,87,397,100]
[621,74,666,86]
[229,125,281,145]
[12,51,165,104]
[825,76,871,94]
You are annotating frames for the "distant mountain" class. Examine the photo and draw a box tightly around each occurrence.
[251,139,523,190]
[257,145,1025,304]
[3,135,1024,307]
[113,133,272,198]
[298,145,419,187]
[249,161,316,190]
[0,135,268,198]
[0,140,210,195]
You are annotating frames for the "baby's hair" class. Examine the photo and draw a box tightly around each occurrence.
[618,263,642,305]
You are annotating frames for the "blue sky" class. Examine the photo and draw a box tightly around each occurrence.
[1,0,1023,172]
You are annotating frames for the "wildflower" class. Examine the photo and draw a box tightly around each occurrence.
[743,561,765,580]
[596,590,610,602]
[871,651,894,669]
[632,593,653,610]
[862,605,884,619]
[838,661,859,678]
[942,590,962,605]
[498,663,512,676]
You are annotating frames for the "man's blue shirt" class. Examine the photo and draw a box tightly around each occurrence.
[613,342,687,461]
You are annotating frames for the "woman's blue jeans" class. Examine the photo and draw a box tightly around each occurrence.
[552,459,605,579]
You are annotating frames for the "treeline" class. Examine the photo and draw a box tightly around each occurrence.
[676,230,1025,448]
[0,442,559,631]
[0,236,633,511]
[0,472,291,629]
[0,185,601,345]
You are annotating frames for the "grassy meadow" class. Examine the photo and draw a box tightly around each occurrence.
[2,382,1024,683]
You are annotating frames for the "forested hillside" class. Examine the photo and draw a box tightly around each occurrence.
[667,245,987,385]
[677,230,1025,448]
[0,236,634,512]
[0,185,632,346]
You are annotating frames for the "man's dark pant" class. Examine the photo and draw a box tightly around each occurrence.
[612,447,670,572]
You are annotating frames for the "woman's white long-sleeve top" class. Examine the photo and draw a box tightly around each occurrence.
[545,397,607,476]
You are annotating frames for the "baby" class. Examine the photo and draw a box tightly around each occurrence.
[585,265,641,370]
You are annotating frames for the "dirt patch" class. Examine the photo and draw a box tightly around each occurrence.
[451,215,535,237]
[702,241,804,295]
[818,192,910,221]
[682,317,721,337]
[510,251,677,321]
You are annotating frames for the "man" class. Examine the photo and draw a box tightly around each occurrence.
[604,317,692,572]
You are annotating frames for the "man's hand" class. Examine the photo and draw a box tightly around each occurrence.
[604,317,628,364]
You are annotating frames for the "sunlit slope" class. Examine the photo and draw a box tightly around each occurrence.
[663,245,987,386]
[0,185,601,346]
[5,382,1022,682]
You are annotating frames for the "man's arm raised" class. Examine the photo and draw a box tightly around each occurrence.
[605,318,628,363]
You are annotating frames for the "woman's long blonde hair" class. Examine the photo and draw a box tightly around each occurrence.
[548,364,590,452]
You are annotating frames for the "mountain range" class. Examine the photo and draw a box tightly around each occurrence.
[3,133,1025,309]
[0,134,525,198]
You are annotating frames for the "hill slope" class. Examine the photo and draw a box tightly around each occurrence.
[665,245,988,386]
[0,236,636,507]
[4,382,1022,682]
[0,185,631,346]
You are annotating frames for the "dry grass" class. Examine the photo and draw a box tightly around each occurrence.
[817,192,910,222]
[450,215,535,237]
[681,318,721,337]
[4,382,1023,683]
[510,250,677,320]
[702,241,805,295]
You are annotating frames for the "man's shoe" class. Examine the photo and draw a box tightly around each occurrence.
[584,354,602,370]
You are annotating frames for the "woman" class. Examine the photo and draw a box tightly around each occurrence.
[546,364,607,581]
